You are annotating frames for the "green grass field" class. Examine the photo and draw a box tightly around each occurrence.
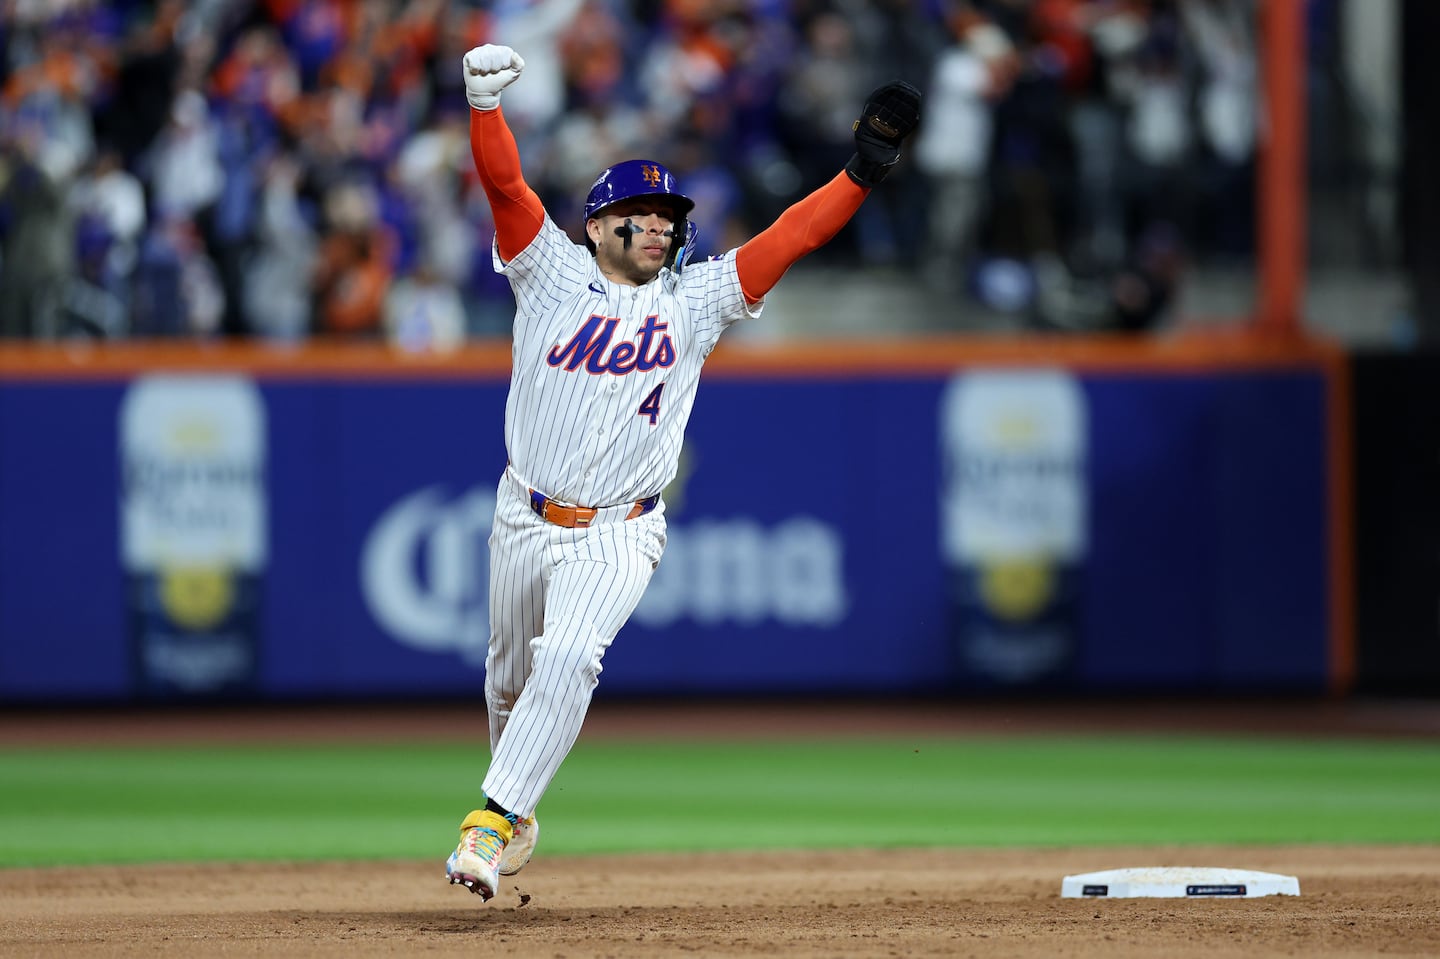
[2,734,1437,868]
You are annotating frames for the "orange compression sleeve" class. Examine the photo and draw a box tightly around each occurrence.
[468,106,546,263]
[734,172,869,303]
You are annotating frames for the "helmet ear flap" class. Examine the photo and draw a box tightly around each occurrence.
[668,219,699,273]
[663,217,686,268]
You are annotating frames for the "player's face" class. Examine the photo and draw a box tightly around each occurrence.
[589,199,677,286]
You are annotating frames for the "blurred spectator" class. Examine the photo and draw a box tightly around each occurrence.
[635,0,740,136]
[0,3,103,338]
[393,105,476,289]
[0,0,1324,341]
[966,0,1079,323]
[1180,0,1258,261]
[96,0,186,168]
[839,0,941,266]
[242,151,316,341]
[140,87,223,221]
[383,260,466,351]
[0,140,74,337]
[310,176,393,338]
[914,3,1018,293]
[52,210,129,337]
[55,146,146,337]
[496,0,587,139]
[208,21,301,129]
[1,11,98,185]
[544,89,651,226]
[455,176,516,337]
[1116,1,1192,253]
[664,125,748,261]
[130,212,226,336]
[1056,0,1146,271]
[0,34,95,339]
[67,146,147,282]
[776,9,880,264]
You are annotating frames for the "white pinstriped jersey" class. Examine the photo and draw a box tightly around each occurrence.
[497,212,761,506]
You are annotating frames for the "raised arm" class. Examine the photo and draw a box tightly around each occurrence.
[735,80,922,303]
[463,44,547,262]
[735,173,870,303]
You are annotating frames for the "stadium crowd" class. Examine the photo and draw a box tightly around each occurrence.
[0,0,1262,344]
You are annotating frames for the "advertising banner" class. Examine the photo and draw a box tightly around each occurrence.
[121,376,267,698]
[940,370,1088,686]
[0,360,1335,701]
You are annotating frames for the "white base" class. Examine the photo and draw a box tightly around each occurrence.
[1061,867,1300,899]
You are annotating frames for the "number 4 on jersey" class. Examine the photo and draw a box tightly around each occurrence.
[637,383,665,425]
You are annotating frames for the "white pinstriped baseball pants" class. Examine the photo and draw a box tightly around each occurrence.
[480,468,666,818]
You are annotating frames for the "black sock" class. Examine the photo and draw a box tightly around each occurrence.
[484,797,512,818]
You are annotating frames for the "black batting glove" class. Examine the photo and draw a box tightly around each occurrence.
[845,80,923,188]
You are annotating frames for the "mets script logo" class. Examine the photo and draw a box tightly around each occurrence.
[642,164,663,187]
[547,314,675,375]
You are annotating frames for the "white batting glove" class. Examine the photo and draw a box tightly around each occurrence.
[462,45,525,112]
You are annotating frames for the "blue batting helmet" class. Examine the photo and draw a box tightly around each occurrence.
[583,159,697,269]
[583,159,695,222]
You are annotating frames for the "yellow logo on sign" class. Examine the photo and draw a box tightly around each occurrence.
[979,558,1054,621]
[641,164,662,187]
[160,566,236,630]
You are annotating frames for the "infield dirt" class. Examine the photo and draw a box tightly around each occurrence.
[3,698,1438,958]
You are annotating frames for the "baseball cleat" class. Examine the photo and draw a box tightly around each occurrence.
[498,814,538,876]
[445,809,516,901]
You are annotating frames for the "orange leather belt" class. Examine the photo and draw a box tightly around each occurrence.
[528,489,660,528]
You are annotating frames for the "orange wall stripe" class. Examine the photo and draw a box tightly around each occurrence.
[0,340,516,381]
[0,331,1345,381]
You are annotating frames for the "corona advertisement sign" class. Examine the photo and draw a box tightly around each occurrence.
[120,376,267,697]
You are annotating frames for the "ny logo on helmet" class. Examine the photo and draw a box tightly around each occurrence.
[641,164,662,187]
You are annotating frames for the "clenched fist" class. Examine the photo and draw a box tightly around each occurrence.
[462,45,525,112]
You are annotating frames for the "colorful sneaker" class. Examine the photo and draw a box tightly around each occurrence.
[445,809,516,900]
[498,814,538,876]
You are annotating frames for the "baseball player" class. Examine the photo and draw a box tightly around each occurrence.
[446,42,921,902]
